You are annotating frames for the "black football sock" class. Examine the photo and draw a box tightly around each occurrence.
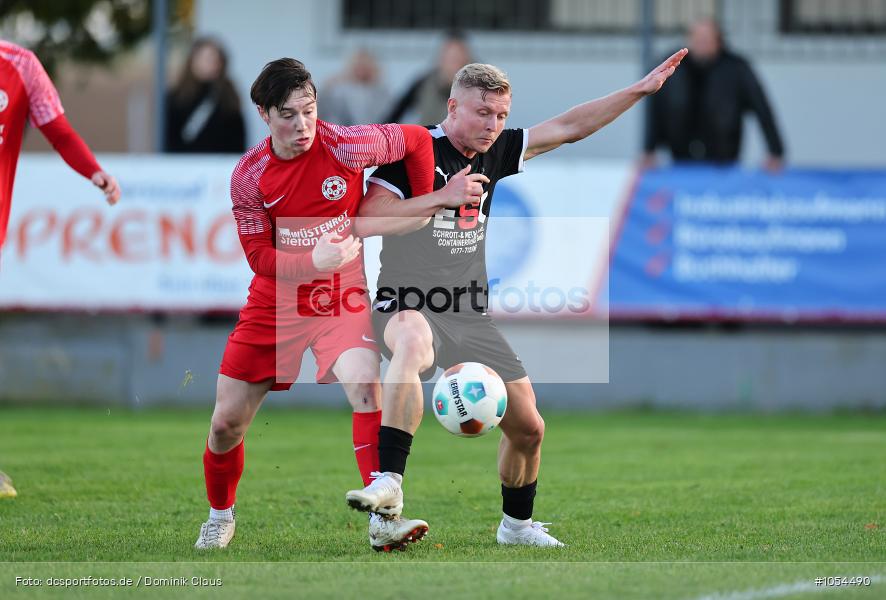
[378,426,413,476]
[502,480,537,521]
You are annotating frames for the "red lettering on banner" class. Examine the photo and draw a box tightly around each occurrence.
[11,208,242,263]
[159,214,196,258]
[16,209,57,259]
[207,214,243,262]
[110,210,151,261]
[62,209,103,261]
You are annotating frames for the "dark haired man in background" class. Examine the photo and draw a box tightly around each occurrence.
[643,18,784,171]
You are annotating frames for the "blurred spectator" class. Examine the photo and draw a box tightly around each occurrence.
[643,19,784,171]
[383,30,472,125]
[164,37,245,153]
[320,49,391,126]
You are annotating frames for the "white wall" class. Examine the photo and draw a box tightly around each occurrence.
[742,63,886,167]
[196,0,886,168]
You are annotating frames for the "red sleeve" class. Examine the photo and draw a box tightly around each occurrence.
[17,46,64,127]
[319,121,434,197]
[231,146,319,280]
[398,124,434,197]
[239,232,318,280]
[38,114,102,179]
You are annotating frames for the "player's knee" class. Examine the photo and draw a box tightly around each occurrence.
[392,329,434,370]
[533,415,546,444]
[340,361,380,387]
[346,381,381,412]
[513,414,545,450]
[525,415,545,448]
[210,414,248,444]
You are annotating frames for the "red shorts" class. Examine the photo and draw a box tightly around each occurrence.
[219,301,378,391]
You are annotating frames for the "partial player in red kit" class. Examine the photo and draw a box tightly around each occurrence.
[0,40,120,501]
[195,58,435,552]
[0,41,120,249]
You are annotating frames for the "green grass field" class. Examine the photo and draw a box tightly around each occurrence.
[0,407,884,599]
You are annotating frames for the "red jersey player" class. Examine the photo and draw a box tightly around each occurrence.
[195,58,436,552]
[0,41,120,250]
[0,40,120,501]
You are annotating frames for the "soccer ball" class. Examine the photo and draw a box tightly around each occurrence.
[431,362,507,437]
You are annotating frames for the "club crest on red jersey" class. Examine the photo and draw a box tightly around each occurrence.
[0,89,8,112]
[322,175,347,201]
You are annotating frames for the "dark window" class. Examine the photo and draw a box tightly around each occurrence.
[342,0,718,34]
[780,0,886,34]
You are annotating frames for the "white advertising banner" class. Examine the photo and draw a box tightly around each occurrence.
[0,155,632,316]
[1,155,251,311]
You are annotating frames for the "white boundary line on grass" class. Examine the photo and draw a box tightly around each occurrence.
[691,575,883,600]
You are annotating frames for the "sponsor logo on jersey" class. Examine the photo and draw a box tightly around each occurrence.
[277,211,351,246]
[0,89,8,112]
[322,175,347,201]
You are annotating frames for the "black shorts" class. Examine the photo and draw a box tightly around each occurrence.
[371,299,527,383]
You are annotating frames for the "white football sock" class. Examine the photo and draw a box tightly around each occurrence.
[502,513,531,530]
[209,506,234,522]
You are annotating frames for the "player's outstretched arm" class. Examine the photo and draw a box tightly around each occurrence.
[39,115,121,205]
[26,42,121,206]
[524,48,688,161]
[355,165,488,237]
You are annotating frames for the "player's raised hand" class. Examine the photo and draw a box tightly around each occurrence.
[91,171,121,205]
[311,232,362,271]
[636,48,688,96]
[438,164,489,208]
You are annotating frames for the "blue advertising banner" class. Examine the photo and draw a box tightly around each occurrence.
[607,166,886,322]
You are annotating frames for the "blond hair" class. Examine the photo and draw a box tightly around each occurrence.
[451,63,511,100]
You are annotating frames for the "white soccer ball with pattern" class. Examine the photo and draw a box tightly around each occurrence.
[432,362,507,437]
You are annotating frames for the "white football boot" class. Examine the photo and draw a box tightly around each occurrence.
[496,520,565,547]
[368,513,429,552]
[194,518,236,549]
[345,471,403,516]
[0,471,17,499]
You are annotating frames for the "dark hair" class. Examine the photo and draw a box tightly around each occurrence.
[170,36,241,114]
[250,58,317,113]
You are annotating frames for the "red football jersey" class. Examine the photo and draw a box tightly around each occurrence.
[231,120,421,318]
[0,41,65,247]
